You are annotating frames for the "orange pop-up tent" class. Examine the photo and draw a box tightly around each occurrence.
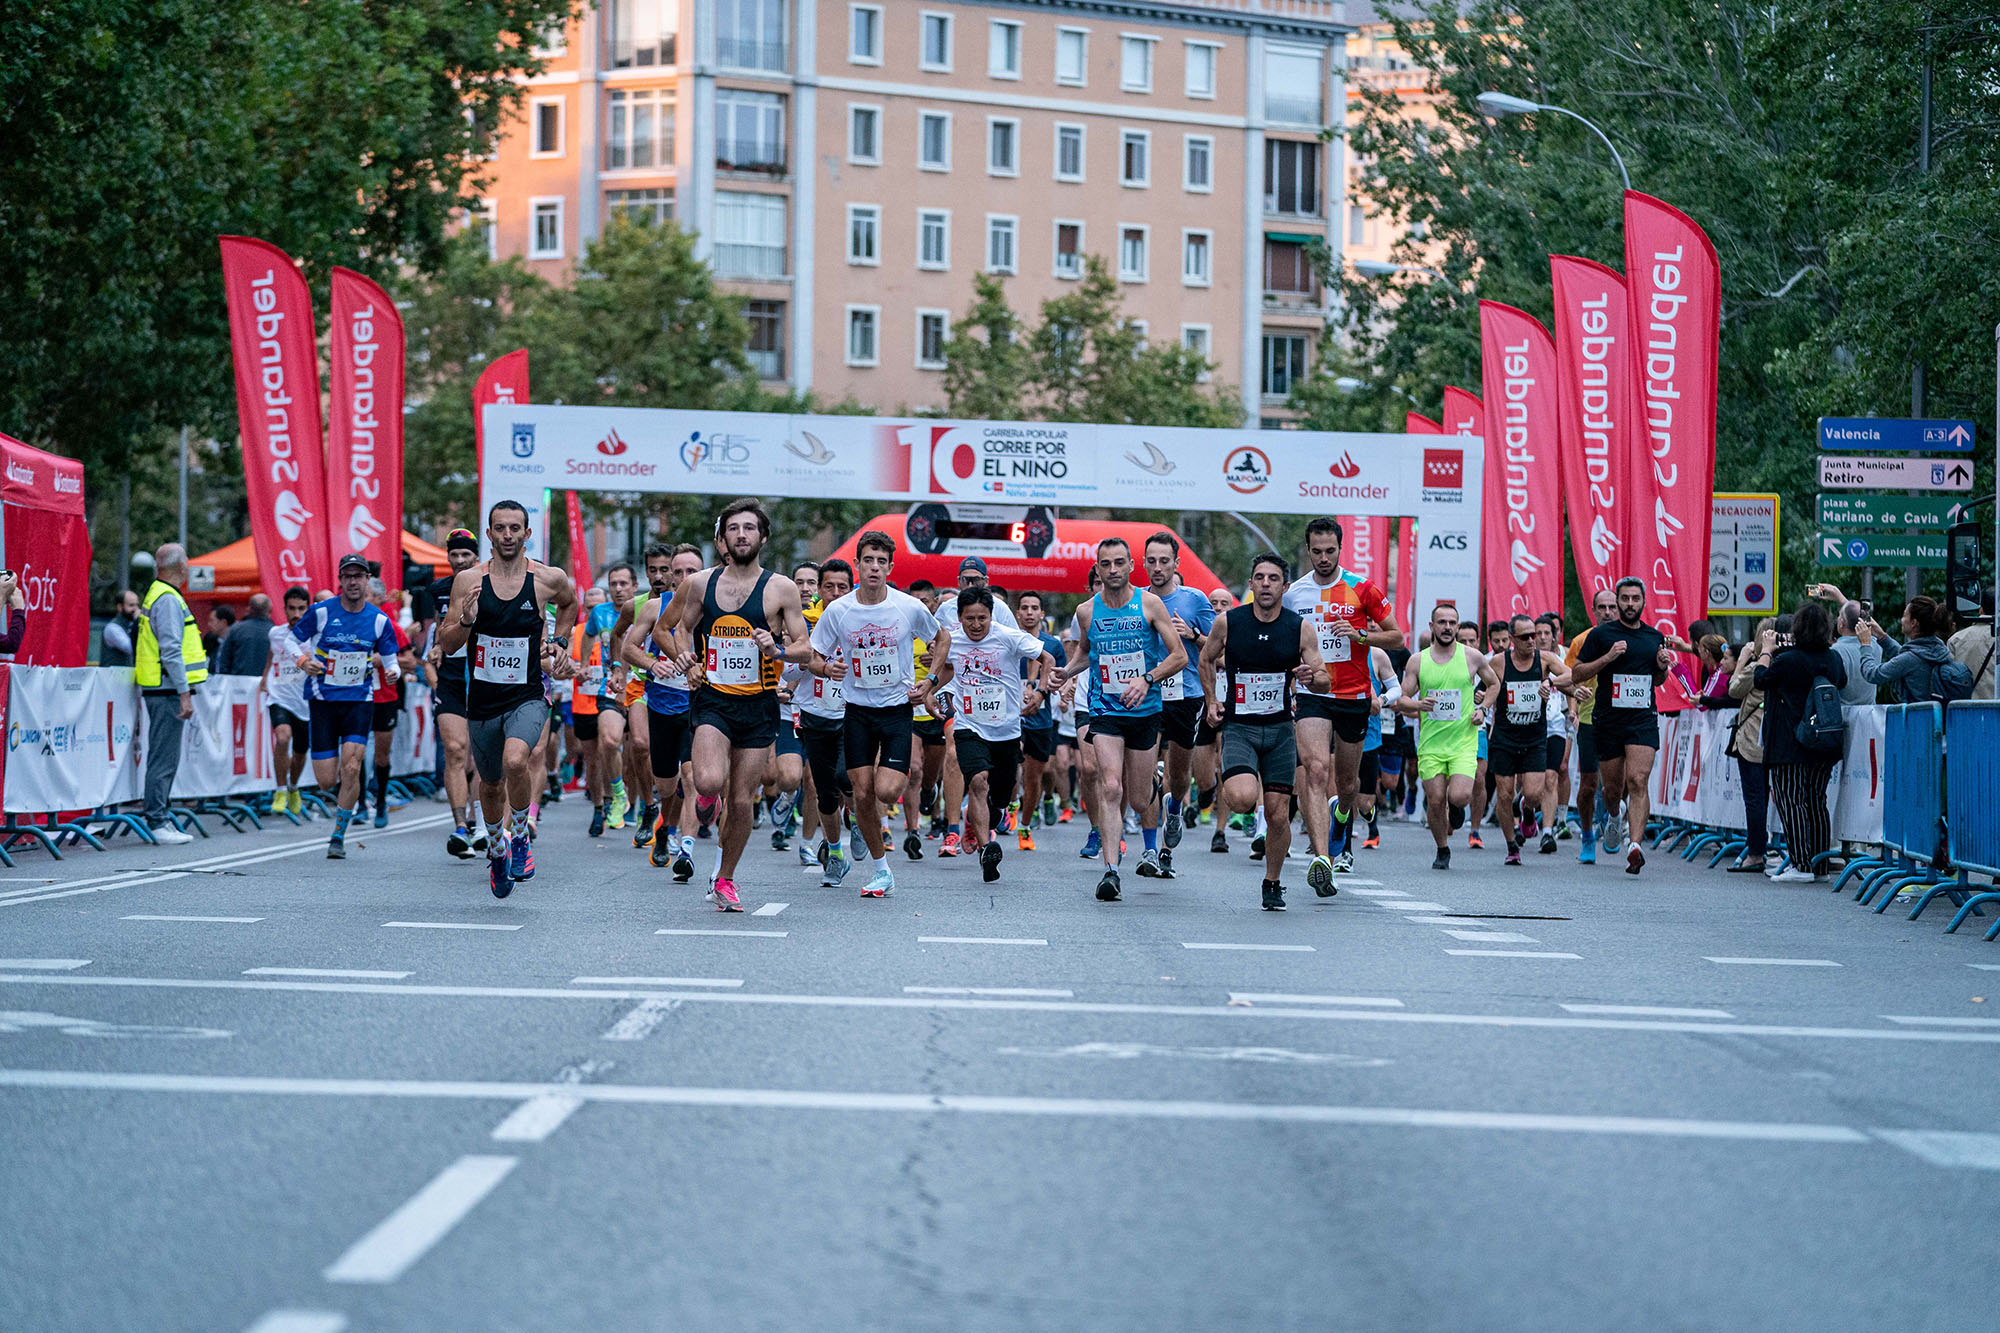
[185,530,447,611]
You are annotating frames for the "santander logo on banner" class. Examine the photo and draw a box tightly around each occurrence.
[1549,255,1636,602]
[328,268,405,590]
[1476,303,1565,622]
[1623,191,1721,638]
[218,236,333,600]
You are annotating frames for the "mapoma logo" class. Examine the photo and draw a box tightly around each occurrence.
[1224,446,1271,495]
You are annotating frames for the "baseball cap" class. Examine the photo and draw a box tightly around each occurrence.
[338,552,371,576]
[958,556,988,575]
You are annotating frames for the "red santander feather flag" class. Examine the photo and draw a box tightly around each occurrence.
[472,349,530,482]
[1396,412,1442,631]
[1623,191,1721,638]
[1438,386,1485,619]
[219,236,333,599]
[1477,301,1565,623]
[327,268,404,589]
[1549,256,1637,604]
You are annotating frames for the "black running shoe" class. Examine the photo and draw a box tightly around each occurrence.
[903,831,924,861]
[649,827,672,868]
[589,805,606,838]
[1249,833,1266,859]
[1261,880,1287,912]
[446,827,473,860]
[671,847,694,882]
[489,851,512,898]
[1157,847,1175,878]
[1431,847,1451,871]
[633,807,656,848]
[1449,805,1465,831]
[1210,828,1228,853]
[980,838,1003,883]
[1626,846,1646,876]
[1095,868,1122,901]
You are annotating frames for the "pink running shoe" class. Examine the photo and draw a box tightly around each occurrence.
[707,877,742,911]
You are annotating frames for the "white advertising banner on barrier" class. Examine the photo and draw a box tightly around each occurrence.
[2,667,143,813]
[1832,705,1886,844]
[1645,704,1883,843]
[170,673,275,799]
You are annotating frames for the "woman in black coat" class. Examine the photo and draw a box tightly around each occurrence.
[1751,601,1848,883]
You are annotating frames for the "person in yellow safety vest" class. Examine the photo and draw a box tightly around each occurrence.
[135,543,207,844]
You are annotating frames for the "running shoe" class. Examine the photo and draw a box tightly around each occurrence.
[373,810,388,829]
[526,813,538,841]
[1626,846,1645,876]
[770,828,790,852]
[1578,837,1597,865]
[1042,794,1059,825]
[633,806,656,849]
[1123,809,1141,837]
[1079,829,1102,859]
[588,805,606,838]
[1003,803,1018,834]
[1449,805,1465,832]
[860,866,895,898]
[472,832,489,854]
[696,795,719,828]
[1431,847,1451,870]
[1332,850,1355,875]
[849,822,867,863]
[1157,848,1174,878]
[1558,820,1576,841]
[672,845,695,882]
[1504,848,1523,866]
[1361,831,1381,851]
[1017,827,1035,852]
[1467,832,1484,850]
[1135,848,1162,878]
[608,785,628,831]
[1163,806,1184,850]
[650,826,673,869]
[1056,807,1073,825]
[798,841,817,868]
[904,831,925,861]
[446,827,474,860]
[708,877,742,911]
[488,843,512,899]
[1249,833,1266,860]
[980,838,1003,883]
[770,789,797,828]
[940,832,962,858]
[824,850,852,887]
[327,835,346,860]
[1095,867,1122,902]
[1539,831,1558,855]
[509,832,534,880]
[1261,880,1287,912]
[1210,828,1228,854]
[1306,855,1334,897]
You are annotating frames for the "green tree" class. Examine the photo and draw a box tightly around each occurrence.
[943,273,1032,420]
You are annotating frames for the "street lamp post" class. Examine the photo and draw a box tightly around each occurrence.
[1474,91,1631,193]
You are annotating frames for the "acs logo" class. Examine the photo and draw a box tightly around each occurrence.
[1426,531,1468,551]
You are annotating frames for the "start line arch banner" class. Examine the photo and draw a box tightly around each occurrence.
[480,406,1486,617]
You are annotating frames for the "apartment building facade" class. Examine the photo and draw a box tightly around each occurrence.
[482,0,1349,422]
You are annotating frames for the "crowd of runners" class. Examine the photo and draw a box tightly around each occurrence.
[266,497,1686,909]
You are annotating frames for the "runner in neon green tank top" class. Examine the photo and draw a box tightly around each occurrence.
[1396,602,1492,870]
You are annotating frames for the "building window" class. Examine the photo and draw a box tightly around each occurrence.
[848,104,881,164]
[987,118,1019,176]
[604,0,676,68]
[712,190,787,278]
[1264,238,1315,296]
[717,0,786,72]
[529,197,564,259]
[1120,129,1150,187]
[988,20,1021,79]
[474,199,498,260]
[606,88,673,170]
[985,215,1018,274]
[1349,203,1367,245]
[1118,225,1148,282]
[1056,27,1087,85]
[1181,323,1212,366]
[606,187,674,227]
[845,306,880,366]
[916,309,949,369]
[745,300,785,379]
[1184,135,1213,192]
[1264,139,1320,216]
[532,17,568,59]
[846,203,881,265]
[1053,220,1083,279]
[918,208,950,269]
[1055,123,1084,181]
[1261,333,1308,397]
[1182,229,1212,286]
[1185,41,1219,98]
[716,89,785,173]
[530,98,564,157]
[919,111,951,170]
[848,4,881,64]
[1121,35,1155,92]
[920,12,952,71]
[1264,44,1322,125]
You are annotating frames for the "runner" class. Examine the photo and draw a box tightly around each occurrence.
[1013,591,1064,851]
[622,543,705,875]
[923,586,1056,882]
[1357,644,1401,850]
[931,558,1016,856]
[285,553,406,859]
[569,588,612,834]
[1478,613,1573,865]
[609,545,676,848]
[1534,615,1577,848]
[1566,577,1674,875]
[792,559,856,883]
[659,498,812,910]
[590,561,639,832]
[1142,532,1216,874]
[765,561,820,853]
[1565,588,1618,862]
[422,532,483,856]
[264,585,313,817]
[1396,603,1489,870]
[1283,518,1403,888]
[435,502,579,897]
[806,530,943,898]
[1056,537,1186,901]
[1199,553,1330,910]
[365,583,417,829]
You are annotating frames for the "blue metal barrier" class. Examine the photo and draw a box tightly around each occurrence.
[1942,701,2000,937]
[1858,705,1947,911]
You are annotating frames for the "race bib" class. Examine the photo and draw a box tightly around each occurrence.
[1234,671,1285,716]
[326,651,370,689]
[962,679,1007,726]
[1097,650,1146,692]
[582,664,606,694]
[1506,679,1542,725]
[1425,688,1463,722]
[651,656,685,687]
[850,641,900,690]
[1612,673,1651,709]
[1317,621,1353,664]
[472,636,529,686]
[706,635,761,687]
[810,674,844,706]
[1160,672,1185,702]
[1381,710,1397,736]
[273,652,304,685]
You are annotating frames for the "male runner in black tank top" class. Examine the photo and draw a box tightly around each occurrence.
[1197,553,1330,912]
[660,498,812,911]
[1477,613,1573,865]
[437,500,579,898]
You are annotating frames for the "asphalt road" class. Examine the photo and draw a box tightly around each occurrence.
[1,793,1996,1332]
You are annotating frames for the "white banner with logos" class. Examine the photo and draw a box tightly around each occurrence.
[170,673,276,798]
[1644,704,1884,843]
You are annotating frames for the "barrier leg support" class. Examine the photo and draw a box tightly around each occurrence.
[1831,856,1884,894]
[1945,892,2000,934]
[1874,872,1934,913]
[168,807,209,839]
[1906,876,1971,922]
[2,820,64,860]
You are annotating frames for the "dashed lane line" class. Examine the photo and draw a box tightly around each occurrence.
[600,998,682,1041]
[244,968,413,979]
[1880,1015,2000,1028]
[569,977,742,988]
[382,922,522,932]
[656,929,787,938]
[1182,943,1315,953]
[243,1310,348,1333]
[322,1154,517,1284]
[1704,957,1840,967]
[1444,950,1582,960]
[0,959,90,970]
[905,987,1075,998]
[751,903,788,916]
[123,915,263,924]
[1562,1004,1733,1019]
[918,936,1048,946]
[1228,993,1403,1007]
[1440,929,1541,943]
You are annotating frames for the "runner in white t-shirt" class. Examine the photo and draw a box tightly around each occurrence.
[930,556,1013,858]
[265,586,313,814]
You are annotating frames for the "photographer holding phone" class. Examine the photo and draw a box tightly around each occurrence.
[0,569,26,656]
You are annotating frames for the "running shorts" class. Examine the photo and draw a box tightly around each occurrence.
[1545,734,1569,773]
[598,696,629,720]
[1487,732,1546,779]
[1591,709,1660,755]
[692,688,779,751]
[308,699,372,760]
[1088,712,1160,752]
[648,706,691,780]
[912,715,946,746]
[1160,698,1203,750]
[843,701,914,773]
[1297,695,1370,745]
[1416,745,1478,782]
[572,712,600,743]
[1019,724,1056,763]
[1194,711,1220,747]
[434,672,468,720]
[775,721,804,759]
[1576,722,1598,775]
[371,700,400,734]
[1378,749,1404,776]
[1476,728,1489,762]
[1358,748,1381,793]
[269,703,309,734]
[468,697,547,784]
[953,730,1021,780]
[1220,723,1296,793]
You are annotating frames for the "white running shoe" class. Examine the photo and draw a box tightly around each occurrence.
[149,824,194,846]
[860,866,894,897]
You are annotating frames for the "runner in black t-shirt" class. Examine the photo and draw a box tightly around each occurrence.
[1477,613,1573,865]
[1567,577,1675,875]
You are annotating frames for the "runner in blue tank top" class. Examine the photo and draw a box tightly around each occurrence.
[1055,536,1186,902]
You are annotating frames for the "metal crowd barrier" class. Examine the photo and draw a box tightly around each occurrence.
[1848,705,1948,911]
[1942,701,2000,939]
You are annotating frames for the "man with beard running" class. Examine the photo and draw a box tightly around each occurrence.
[792,559,856,884]
[286,554,405,858]
[436,502,580,897]
[1142,531,1216,874]
[1397,602,1489,871]
[1566,577,1675,875]
[621,543,703,870]
[1478,613,1573,865]
[1199,553,1330,911]
[660,499,813,910]
[1564,588,1618,863]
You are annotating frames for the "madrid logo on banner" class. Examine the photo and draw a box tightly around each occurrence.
[1549,255,1636,603]
[1477,303,1565,622]
[327,268,405,589]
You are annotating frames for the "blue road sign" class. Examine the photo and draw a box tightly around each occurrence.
[1818,418,1975,453]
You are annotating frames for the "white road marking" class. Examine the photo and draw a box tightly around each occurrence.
[1704,957,1840,967]
[655,928,787,938]
[918,936,1048,946]
[1228,993,1403,1007]
[489,1095,584,1142]
[243,1310,348,1333]
[570,977,742,988]
[601,997,681,1041]
[382,922,522,932]
[1871,1129,2000,1170]
[0,959,90,970]
[1444,950,1582,959]
[1343,888,1409,897]
[1562,1004,1734,1019]
[905,987,1075,998]
[1880,1015,2000,1028]
[323,1154,517,1283]
[1182,943,1315,952]
[997,1042,1392,1067]
[1440,929,1542,943]
[245,968,413,979]
[0,1011,231,1038]
[1402,916,1483,925]
[13,974,2000,1044]
[1380,901,1449,912]
[751,903,788,916]
[1967,964,2000,971]
[1331,879,1384,887]
[122,915,263,923]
